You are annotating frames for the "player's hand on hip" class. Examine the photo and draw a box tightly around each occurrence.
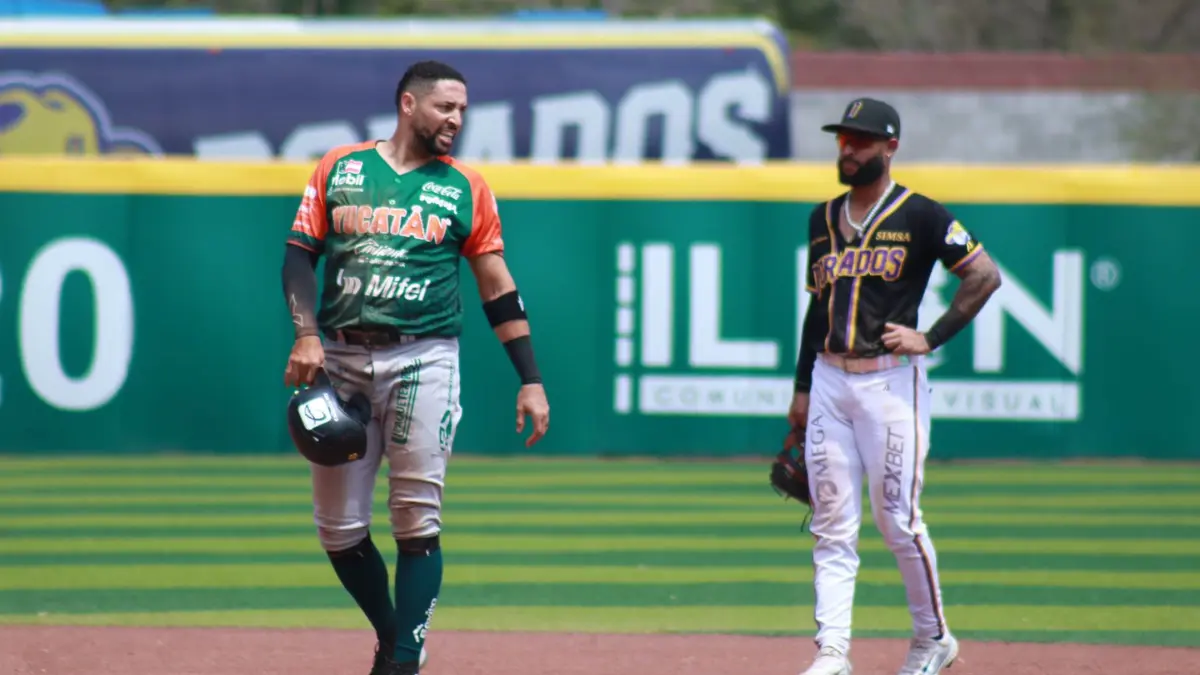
[285,335,325,388]
[515,383,550,448]
[882,322,932,355]
[784,392,809,451]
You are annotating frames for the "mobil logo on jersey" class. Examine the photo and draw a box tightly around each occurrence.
[611,235,1090,423]
[330,172,365,191]
[329,159,366,192]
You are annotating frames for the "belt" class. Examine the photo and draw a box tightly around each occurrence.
[324,326,418,348]
[819,352,911,374]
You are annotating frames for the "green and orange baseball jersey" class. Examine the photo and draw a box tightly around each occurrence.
[288,141,504,337]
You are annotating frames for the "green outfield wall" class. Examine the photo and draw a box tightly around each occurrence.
[1,158,1197,459]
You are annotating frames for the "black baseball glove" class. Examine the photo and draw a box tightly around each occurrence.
[770,428,815,530]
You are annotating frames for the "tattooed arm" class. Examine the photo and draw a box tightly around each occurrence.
[923,251,1002,350]
[282,244,321,339]
[915,199,1003,351]
[281,243,325,387]
[282,156,333,387]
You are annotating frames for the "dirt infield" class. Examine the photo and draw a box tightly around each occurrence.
[2,626,1196,675]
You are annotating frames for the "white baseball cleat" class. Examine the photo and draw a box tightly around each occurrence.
[799,645,853,675]
[896,633,958,675]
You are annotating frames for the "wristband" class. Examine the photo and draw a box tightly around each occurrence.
[924,328,945,351]
[924,307,968,351]
[503,335,542,385]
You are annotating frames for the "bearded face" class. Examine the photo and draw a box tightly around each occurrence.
[404,79,467,156]
[836,131,893,186]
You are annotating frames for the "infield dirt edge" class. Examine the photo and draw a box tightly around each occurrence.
[2,625,1197,675]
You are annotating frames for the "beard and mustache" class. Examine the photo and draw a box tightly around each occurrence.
[415,122,457,156]
[838,152,887,186]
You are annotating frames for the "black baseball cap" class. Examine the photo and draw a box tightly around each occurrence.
[821,98,901,140]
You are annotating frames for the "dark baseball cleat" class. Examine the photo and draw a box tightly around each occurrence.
[369,641,395,675]
[369,641,427,675]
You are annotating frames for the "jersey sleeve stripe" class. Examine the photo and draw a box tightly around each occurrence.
[287,239,319,253]
[948,244,984,273]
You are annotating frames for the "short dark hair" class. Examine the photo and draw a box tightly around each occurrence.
[395,60,466,110]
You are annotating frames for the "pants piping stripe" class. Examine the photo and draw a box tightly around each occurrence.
[909,365,946,636]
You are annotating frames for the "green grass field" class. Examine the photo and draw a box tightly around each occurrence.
[1,455,1198,648]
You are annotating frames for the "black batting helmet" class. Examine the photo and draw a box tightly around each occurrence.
[286,369,372,467]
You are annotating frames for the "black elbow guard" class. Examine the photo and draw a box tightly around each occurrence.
[482,290,527,327]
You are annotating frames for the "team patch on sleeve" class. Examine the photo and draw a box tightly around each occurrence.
[944,220,973,248]
[942,218,984,271]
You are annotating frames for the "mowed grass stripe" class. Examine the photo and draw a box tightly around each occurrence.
[1,605,1197,634]
[0,490,1192,514]
[0,491,1194,511]
[2,485,1197,505]
[2,550,1193,571]
[5,534,1200,556]
[3,456,1198,484]
[8,510,1200,529]
[2,583,1198,614]
[0,499,1189,518]
[4,466,1199,490]
[7,523,1198,541]
[0,481,1185,500]
[4,564,1198,591]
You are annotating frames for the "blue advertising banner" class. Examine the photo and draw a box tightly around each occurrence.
[0,18,792,163]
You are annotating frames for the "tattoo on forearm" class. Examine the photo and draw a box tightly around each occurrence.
[287,292,319,338]
[926,263,1001,349]
[289,294,310,329]
[282,245,320,339]
[953,265,999,316]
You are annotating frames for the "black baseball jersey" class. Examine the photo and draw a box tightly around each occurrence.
[803,184,984,358]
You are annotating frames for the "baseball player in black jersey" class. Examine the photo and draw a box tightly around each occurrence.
[785,98,1002,675]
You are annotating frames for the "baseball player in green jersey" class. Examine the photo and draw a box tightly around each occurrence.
[280,60,551,675]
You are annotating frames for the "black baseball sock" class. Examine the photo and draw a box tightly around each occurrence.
[392,534,443,667]
[327,533,397,647]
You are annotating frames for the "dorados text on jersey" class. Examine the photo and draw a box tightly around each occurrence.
[811,245,908,290]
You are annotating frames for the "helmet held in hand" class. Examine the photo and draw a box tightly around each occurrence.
[286,368,372,467]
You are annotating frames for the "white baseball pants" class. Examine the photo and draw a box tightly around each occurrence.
[309,336,463,552]
[804,353,948,653]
